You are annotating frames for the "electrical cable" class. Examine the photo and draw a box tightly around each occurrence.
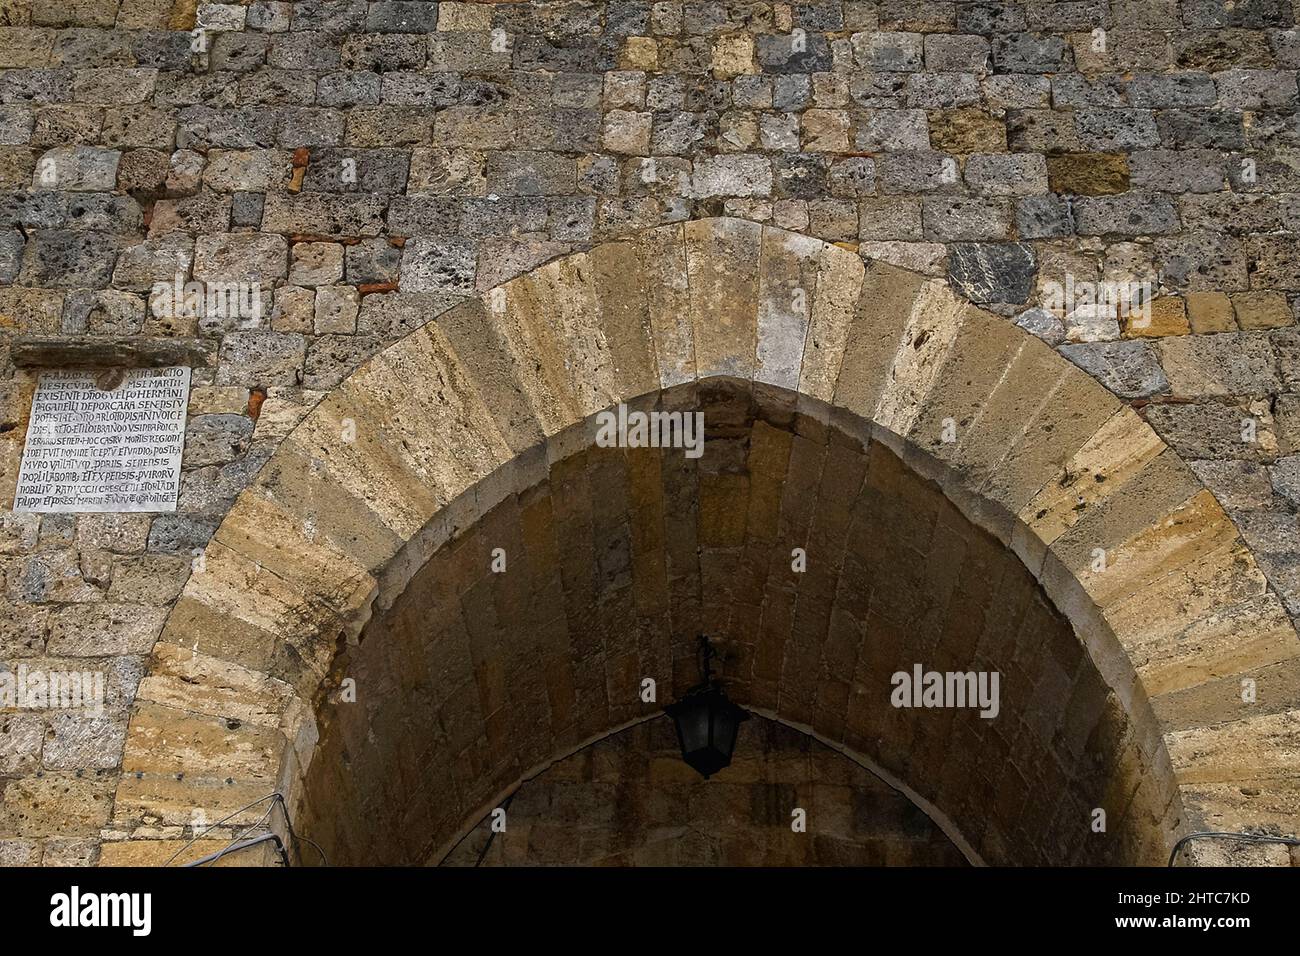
[163,792,284,866]
[278,797,329,867]
[1168,830,1300,866]
[164,790,328,867]
[474,791,517,867]
[204,799,280,866]
[183,833,290,868]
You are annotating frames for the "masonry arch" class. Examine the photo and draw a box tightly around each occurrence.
[110,218,1300,866]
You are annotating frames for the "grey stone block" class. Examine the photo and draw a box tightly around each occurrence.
[878,150,961,193]
[317,71,381,107]
[1153,232,1248,291]
[18,229,119,288]
[33,146,119,191]
[1128,149,1225,193]
[922,196,1012,241]
[345,238,402,285]
[906,72,981,107]
[366,1,441,33]
[946,241,1036,304]
[964,152,1048,195]
[854,109,929,150]
[147,514,220,553]
[1214,68,1299,109]
[1059,340,1169,398]
[1127,72,1217,107]
[1016,195,1073,238]
[215,330,306,386]
[0,227,22,281]
[1270,456,1300,507]
[852,32,924,71]
[1014,306,1066,345]
[302,147,411,193]
[1074,108,1161,150]
[991,33,1067,73]
[757,33,834,73]
[1182,0,1292,29]
[486,151,577,196]
[924,34,990,72]
[1156,109,1244,148]
[1072,193,1180,236]
[400,236,476,294]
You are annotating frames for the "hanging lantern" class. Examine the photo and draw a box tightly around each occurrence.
[664,636,749,779]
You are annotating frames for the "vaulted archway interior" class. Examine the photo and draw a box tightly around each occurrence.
[294,379,1177,866]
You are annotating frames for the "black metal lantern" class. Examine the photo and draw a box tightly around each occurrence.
[664,636,749,778]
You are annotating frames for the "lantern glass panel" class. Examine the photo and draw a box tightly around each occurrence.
[676,699,711,753]
[665,683,749,779]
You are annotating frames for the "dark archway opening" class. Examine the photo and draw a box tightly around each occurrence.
[442,714,969,866]
[294,379,1175,865]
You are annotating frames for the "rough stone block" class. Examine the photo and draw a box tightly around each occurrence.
[289,241,344,286]
[1233,291,1294,330]
[1059,340,1169,398]
[194,233,287,285]
[1073,193,1180,236]
[314,284,359,334]
[1155,332,1279,397]
[1046,153,1130,195]
[400,237,475,294]
[946,241,1035,304]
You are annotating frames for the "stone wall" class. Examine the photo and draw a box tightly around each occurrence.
[442,714,969,866]
[0,0,1298,865]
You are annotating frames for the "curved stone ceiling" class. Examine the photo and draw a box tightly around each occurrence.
[295,385,1172,865]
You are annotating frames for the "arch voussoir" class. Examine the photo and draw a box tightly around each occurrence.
[686,217,761,382]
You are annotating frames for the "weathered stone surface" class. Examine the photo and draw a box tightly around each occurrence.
[1144,400,1277,461]
[1233,291,1294,330]
[964,152,1047,196]
[1073,193,1180,236]
[687,154,773,198]
[1155,232,1249,292]
[18,230,120,288]
[32,146,120,191]
[686,218,761,379]
[1014,306,1066,345]
[399,237,475,294]
[946,242,1035,304]
[1059,341,1169,398]
[1185,291,1236,333]
[1016,194,1072,238]
[1155,332,1279,398]
[215,330,306,386]
[193,234,287,285]
[875,279,975,436]
[289,241,344,287]
[1045,152,1128,197]
[1,0,1297,870]
[830,259,928,419]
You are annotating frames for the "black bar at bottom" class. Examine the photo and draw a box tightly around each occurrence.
[1,865,1290,942]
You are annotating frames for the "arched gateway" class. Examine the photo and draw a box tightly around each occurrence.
[107,219,1299,866]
